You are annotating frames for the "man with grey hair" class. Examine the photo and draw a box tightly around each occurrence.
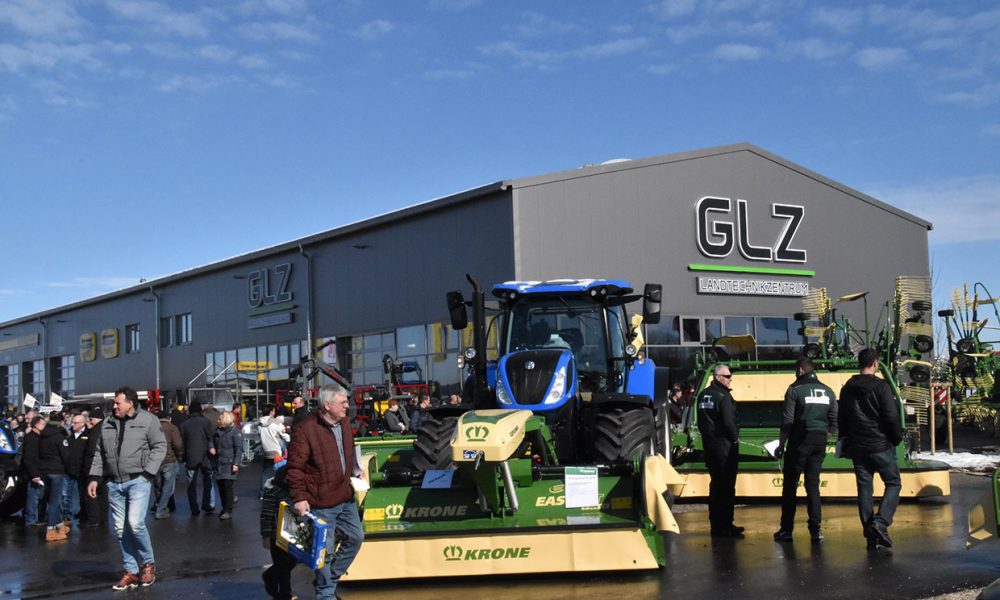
[697,363,743,537]
[286,383,365,599]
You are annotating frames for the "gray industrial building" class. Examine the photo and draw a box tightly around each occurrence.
[0,143,931,409]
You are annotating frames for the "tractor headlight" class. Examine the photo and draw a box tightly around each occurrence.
[0,431,10,452]
[625,344,638,357]
[464,347,477,361]
[496,383,512,405]
[543,366,568,405]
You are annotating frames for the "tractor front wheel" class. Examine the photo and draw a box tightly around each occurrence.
[411,415,459,471]
[593,408,655,463]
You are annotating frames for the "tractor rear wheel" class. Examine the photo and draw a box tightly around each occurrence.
[654,405,669,457]
[411,415,459,471]
[593,408,655,463]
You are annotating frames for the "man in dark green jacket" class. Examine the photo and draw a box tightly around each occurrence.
[773,357,837,542]
[697,364,743,538]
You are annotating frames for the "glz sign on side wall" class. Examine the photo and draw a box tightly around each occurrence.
[691,196,812,298]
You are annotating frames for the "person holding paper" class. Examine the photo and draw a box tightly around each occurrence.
[773,357,837,542]
[838,348,903,552]
[286,383,365,600]
[697,364,743,538]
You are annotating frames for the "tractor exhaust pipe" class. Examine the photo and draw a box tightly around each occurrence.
[467,274,491,409]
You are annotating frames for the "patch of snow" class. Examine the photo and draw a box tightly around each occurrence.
[913,451,1000,472]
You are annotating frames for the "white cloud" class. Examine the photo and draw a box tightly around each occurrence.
[853,47,907,70]
[0,41,101,72]
[480,37,647,68]
[43,276,143,289]
[872,176,1000,243]
[158,74,241,93]
[353,19,394,41]
[423,69,475,81]
[650,0,696,20]
[810,7,863,34]
[0,289,19,296]
[199,44,235,63]
[713,43,763,61]
[238,21,318,42]
[428,0,480,10]
[238,54,270,69]
[868,5,960,38]
[0,0,85,38]
[0,96,18,120]
[105,0,211,38]
[781,38,848,61]
[514,12,584,37]
[646,63,675,75]
[31,79,94,107]
[936,83,1000,107]
[238,0,308,15]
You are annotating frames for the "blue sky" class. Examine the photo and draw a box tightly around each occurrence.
[0,0,998,333]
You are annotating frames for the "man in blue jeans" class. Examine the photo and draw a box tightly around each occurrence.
[88,387,166,590]
[286,384,365,599]
[20,416,47,527]
[838,348,904,552]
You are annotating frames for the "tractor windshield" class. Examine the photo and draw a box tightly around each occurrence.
[505,297,610,389]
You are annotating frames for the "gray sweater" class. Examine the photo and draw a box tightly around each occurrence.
[90,409,167,483]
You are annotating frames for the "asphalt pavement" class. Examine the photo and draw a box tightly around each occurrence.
[2,461,999,600]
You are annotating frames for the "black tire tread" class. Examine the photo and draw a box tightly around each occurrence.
[593,408,655,463]
[411,415,459,471]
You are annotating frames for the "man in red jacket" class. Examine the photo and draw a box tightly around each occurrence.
[286,383,365,600]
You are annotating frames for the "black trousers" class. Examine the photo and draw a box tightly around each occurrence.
[80,478,108,525]
[265,536,298,598]
[217,479,235,513]
[780,439,827,532]
[705,440,739,531]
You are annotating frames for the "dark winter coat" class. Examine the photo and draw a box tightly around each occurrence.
[780,371,838,449]
[36,424,69,476]
[82,422,103,477]
[179,413,215,466]
[212,424,243,481]
[159,418,184,465]
[697,380,740,447]
[21,432,41,479]
[64,428,92,479]
[838,373,903,456]
[286,413,355,509]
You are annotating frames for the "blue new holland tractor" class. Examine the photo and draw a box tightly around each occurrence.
[412,275,668,470]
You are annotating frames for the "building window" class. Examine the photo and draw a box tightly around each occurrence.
[52,355,75,397]
[160,316,174,348]
[126,323,140,353]
[175,313,193,345]
[0,364,19,407]
[23,360,44,397]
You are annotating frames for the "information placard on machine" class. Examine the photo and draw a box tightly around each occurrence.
[564,466,598,508]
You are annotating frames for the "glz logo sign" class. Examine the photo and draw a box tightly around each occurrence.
[248,263,293,308]
[465,425,489,442]
[696,197,806,263]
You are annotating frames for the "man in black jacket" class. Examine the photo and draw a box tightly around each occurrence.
[80,408,108,527]
[33,417,71,541]
[697,364,743,538]
[773,357,838,542]
[179,402,215,515]
[838,348,903,551]
[63,413,90,527]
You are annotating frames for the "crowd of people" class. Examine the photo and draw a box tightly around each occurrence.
[3,385,379,598]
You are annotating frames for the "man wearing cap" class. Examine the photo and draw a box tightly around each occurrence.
[88,387,166,590]
[80,407,107,527]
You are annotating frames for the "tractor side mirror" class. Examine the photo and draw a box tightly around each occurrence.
[447,291,468,330]
[643,283,662,325]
